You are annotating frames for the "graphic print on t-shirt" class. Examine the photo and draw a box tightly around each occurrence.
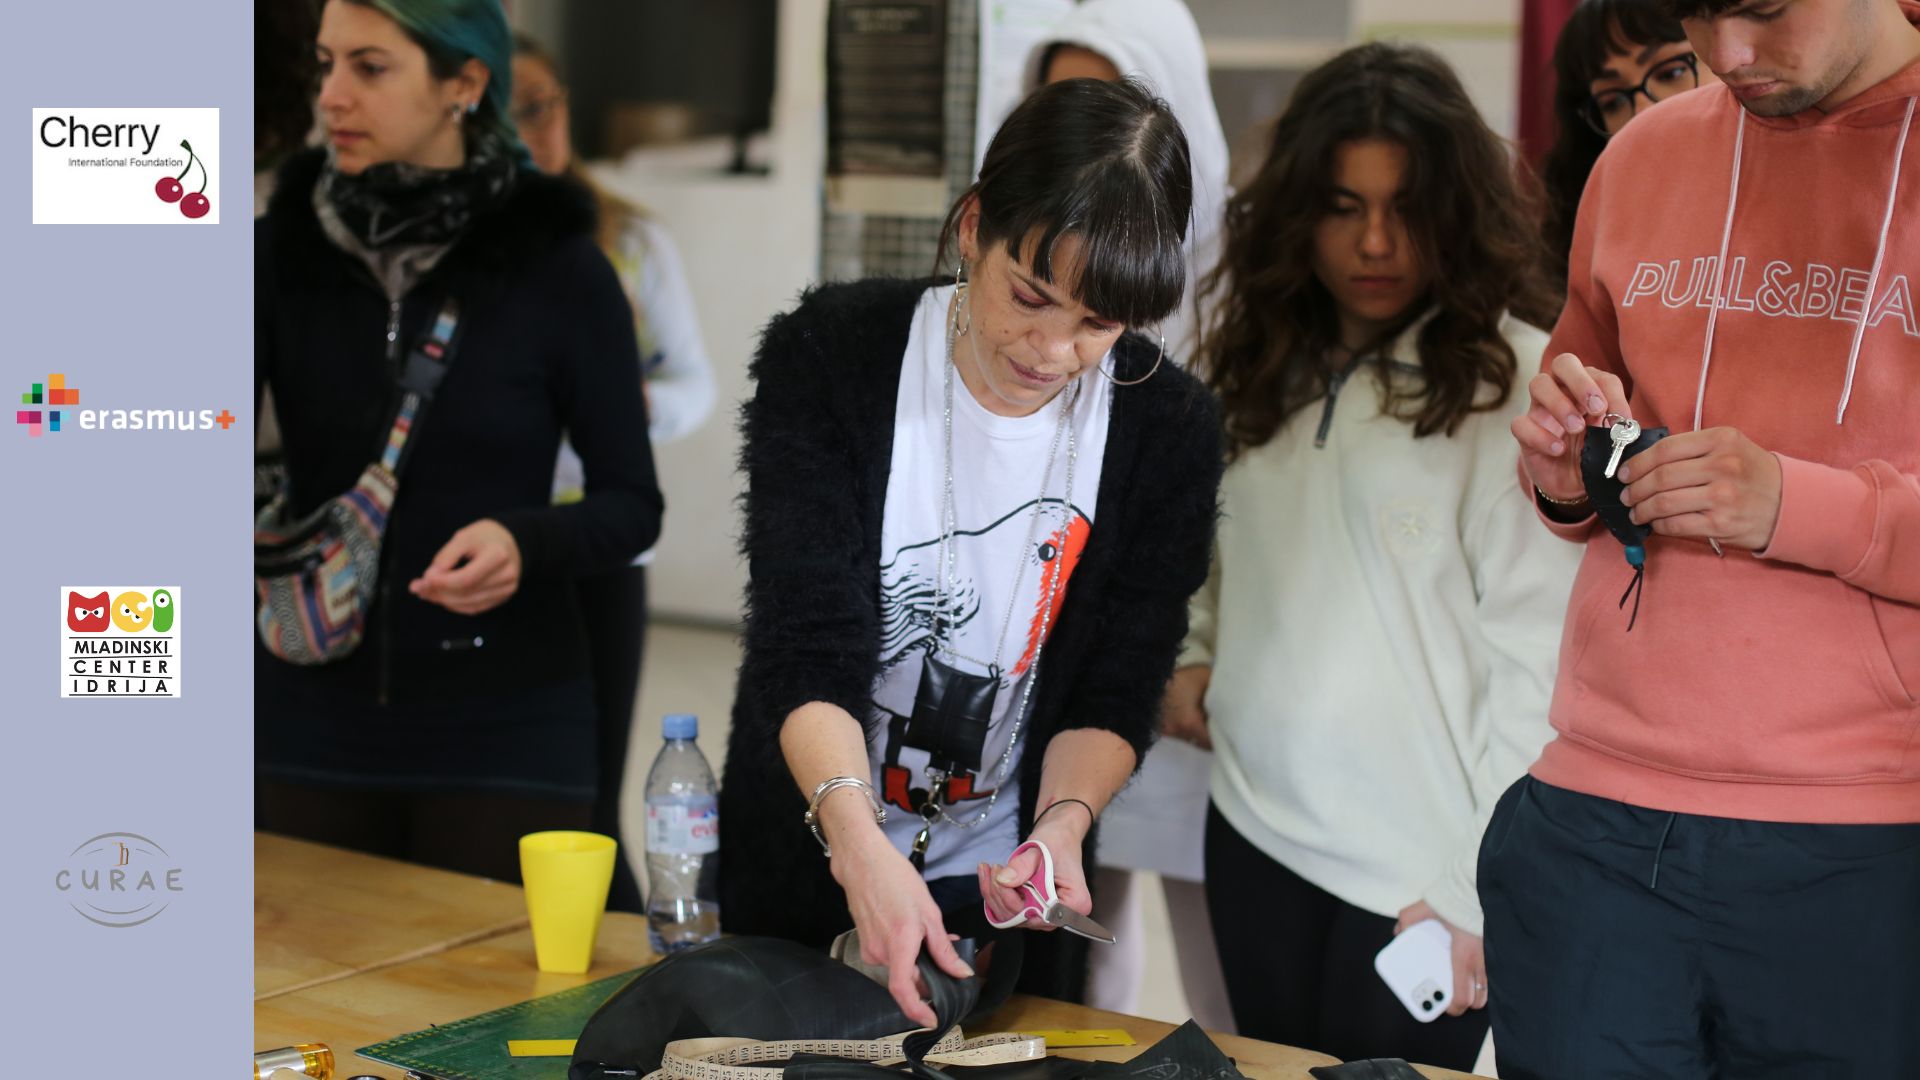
[874,496,1090,816]
[869,283,1112,877]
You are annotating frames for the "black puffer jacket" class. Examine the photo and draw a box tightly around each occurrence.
[717,278,1224,1001]
[255,149,661,789]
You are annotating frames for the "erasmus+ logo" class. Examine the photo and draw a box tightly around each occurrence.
[32,108,220,225]
[15,373,233,438]
[54,833,185,928]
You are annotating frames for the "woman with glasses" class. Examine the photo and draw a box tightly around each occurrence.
[1187,42,1577,1070]
[510,33,717,915]
[1541,0,1717,299]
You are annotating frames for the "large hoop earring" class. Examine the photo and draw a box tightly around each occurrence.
[950,259,972,337]
[1098,331,1166,386]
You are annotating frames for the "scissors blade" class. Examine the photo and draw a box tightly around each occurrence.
[1045,901,1117,944]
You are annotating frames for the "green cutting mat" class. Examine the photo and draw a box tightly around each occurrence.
[356,965,651,1080]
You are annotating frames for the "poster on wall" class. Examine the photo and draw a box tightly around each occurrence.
[973,0,1074,174]
[827,0,951,216]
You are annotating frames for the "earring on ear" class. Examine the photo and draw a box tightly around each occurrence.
[467,101,479,114]
[950,258,972,337]
[1097,329,1167,386]
[448,102,464,118]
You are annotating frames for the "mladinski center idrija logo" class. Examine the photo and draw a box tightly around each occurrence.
[31,108,220,225]
[62,586,183,698]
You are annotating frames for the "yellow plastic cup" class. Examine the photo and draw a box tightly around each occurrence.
[519,830,617,974]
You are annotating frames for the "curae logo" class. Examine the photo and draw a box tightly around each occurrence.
[54,832,184,928]
[16,373,78,436]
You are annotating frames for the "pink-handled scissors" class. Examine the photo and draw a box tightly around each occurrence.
[983,839,1117,943]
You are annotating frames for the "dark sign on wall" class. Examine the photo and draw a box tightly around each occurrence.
[827,0,948,181]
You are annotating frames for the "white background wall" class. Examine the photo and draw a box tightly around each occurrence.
[583,0,829,623]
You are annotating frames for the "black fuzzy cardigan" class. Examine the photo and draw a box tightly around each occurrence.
[717,278,1224,1001]
[255,149,661,743]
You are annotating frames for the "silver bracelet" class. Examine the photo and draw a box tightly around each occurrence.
[1535,484,1592,509]
[804,776,887,857]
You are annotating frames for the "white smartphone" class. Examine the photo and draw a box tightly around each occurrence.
[1374,918,1455,1023]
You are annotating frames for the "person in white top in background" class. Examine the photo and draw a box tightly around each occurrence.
[1026,0,1229,367]
[514,34,717,913]
[1183,43,1576,1071]
[1021,0,1234,1030]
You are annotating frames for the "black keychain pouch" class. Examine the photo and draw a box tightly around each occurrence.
[1580,423,1668,631]
[907,653,996,775]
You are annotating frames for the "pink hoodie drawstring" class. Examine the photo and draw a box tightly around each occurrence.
[1838,95,1916,424]
[1691,110,1747,436]
[1691,96,1916,430]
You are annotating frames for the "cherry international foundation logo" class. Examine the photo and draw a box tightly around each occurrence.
[31,108,220,225]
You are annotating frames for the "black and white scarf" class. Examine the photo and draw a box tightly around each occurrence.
[319,129,517,251]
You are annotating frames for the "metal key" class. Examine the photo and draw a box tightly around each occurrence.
[1603,417,1641,479]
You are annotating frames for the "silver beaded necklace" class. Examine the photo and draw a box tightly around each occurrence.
[923,288,1079,834]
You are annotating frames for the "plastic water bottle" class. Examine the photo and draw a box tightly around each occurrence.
[644,713,721,953]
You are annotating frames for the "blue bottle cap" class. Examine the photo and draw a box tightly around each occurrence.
[663,713,699,740]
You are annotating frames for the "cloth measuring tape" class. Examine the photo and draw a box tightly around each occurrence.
[646,1030,1046,1080]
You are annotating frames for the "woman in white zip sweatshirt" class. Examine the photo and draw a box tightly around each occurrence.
[1181,43,1578,1071]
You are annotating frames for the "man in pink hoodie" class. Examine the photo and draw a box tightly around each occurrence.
[1482,0,1920,1074]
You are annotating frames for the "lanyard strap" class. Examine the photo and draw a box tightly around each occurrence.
[379,298,460,474]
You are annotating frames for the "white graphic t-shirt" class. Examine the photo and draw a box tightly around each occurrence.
[868,284,1112,881]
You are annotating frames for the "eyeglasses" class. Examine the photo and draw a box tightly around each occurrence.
[512,88,568,130]
[1580,53,1700,137]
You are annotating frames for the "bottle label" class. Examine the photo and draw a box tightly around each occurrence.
[646,797,719,855]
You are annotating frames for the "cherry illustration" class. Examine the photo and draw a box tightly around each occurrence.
[155,140,197,203]
[174,139,212,220]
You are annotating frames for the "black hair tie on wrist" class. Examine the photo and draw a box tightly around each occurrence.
[1034,798,1095,830]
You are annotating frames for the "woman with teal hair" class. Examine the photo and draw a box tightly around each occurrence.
[335,0,531,165]
[254,0,663,883]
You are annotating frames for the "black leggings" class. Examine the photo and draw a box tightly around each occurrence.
[578,564,649,913]
[257,780,593,884]
[1204,804,1487,1071]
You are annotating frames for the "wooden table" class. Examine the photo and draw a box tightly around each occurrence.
[257,912,661,1077]
[255,833,531,999]
[258,914,1358,1080]
[972,998,1480,1080]
[255,840,1482,1079]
